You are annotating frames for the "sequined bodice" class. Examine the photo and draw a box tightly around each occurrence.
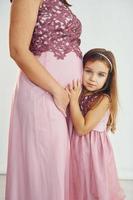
[29,0,82,59]
[79,92,110,132]
[79,93,110,132]
[79,93,101,116]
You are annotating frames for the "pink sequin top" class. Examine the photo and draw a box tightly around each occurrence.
[79,93,101,116]
[29,0,82,59]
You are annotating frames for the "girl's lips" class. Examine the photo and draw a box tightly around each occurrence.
[87,83,96,87]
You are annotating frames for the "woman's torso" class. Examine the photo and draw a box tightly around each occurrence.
[19,0,83,93]
[29,0,82,60]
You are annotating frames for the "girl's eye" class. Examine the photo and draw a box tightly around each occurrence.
[98,73,106,77]
[85,70,92,73]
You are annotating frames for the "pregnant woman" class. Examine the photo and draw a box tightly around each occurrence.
[5,0,82,199]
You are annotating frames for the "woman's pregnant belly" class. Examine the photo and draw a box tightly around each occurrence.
[35,51,83,87]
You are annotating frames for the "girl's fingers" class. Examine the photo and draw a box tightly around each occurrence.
[77,79,81,88]
[65,87,71,96]
[72,80,74,89]
[73,80,76,89]
[65,85,70,91]
[68,79,81,91]
[76,79,79,88]
[66,84,71,92]
[73,79,79,89]
[69,82,73,91]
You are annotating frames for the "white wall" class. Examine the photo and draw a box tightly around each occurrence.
[0,0,133,179]
[0,1,19,174]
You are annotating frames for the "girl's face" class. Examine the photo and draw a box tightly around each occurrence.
[83,60,109,92]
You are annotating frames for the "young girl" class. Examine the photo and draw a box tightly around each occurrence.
[66,48,125,200]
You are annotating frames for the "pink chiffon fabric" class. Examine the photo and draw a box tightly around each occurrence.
[5,51,82,200]
[69,110,126,200]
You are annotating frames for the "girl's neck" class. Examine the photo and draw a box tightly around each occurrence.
[82,87,97,96]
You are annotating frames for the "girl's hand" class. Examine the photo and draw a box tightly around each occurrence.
[66,79,82,102]
[53,86,70,117]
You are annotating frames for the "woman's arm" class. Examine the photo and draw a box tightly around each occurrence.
[9,0,69,114]
[70,95,110,136]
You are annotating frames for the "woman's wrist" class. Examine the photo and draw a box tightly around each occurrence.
[50,83,64,96]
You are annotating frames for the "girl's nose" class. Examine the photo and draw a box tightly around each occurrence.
[90,74,96,82]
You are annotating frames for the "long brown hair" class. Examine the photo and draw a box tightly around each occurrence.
[60,0,71,6]
[83,48,118,133]
[10,0,71,6]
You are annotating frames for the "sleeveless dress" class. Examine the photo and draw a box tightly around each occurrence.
[69,93,125,200]
[5,0,82,200]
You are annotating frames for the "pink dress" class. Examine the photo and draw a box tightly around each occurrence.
[5,0,82,200]
[69,93,125,200]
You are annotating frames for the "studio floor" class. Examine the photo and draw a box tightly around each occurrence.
[0,175,133,200]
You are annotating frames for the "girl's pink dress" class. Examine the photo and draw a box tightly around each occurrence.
[69,93,125,200]
[5,0,82,200]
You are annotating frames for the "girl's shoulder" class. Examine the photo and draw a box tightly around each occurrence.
[79,92,110,116]
[91,93,111,110]
[100,93,111,103]
[80,92,111,105]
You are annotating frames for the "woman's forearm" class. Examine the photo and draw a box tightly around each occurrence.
[10,48,62,95]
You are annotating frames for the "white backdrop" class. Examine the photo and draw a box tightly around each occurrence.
[0,0,133,179]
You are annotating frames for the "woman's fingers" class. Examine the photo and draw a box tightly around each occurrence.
[54,99,67,117]
[57,106,67,117]
[53,87,70,117]
[59,107,67,117]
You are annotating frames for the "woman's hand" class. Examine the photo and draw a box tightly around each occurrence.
[53,86,70,117]
[66,79,82,102]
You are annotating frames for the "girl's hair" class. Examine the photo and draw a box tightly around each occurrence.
[60,0,71,6]
[83,48,118,133]
[10,0,71,6]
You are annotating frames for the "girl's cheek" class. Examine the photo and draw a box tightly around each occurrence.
[102,77,107,85]
[83,75,86,81]
[86,74,90,79]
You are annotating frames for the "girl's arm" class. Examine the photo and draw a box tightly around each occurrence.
[9,0,69,115]
[67,80,110,136]
[70,96,110,136]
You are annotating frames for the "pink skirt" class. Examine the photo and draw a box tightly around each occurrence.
[69,130,126,200]
[5,51,83,200]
